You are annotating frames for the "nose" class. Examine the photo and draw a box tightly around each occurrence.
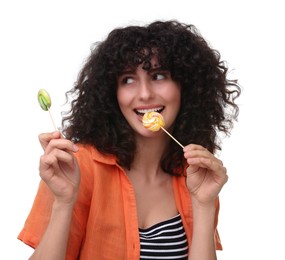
[138,79,154,101]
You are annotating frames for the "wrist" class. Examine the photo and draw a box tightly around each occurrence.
[191,199,216,228]
[53,199,76,212]
[191,198,216,212]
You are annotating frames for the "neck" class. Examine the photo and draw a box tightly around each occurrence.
[128,134,170,181]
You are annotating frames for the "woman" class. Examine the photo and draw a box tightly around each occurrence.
[18,20,241,259]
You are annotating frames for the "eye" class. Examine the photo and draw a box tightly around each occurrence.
[154,73,165,80]
[121,76,135,84]
[152,72,169,81]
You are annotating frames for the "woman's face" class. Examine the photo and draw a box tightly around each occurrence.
[117,58,181,137]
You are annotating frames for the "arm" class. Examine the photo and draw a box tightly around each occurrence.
[29,132,80,260]
[29,201,75,260]
[188,200,217,260]
[183,144,228,260]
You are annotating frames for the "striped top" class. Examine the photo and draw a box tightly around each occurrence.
[139,214,188,259]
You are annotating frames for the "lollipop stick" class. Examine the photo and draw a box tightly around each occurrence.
[47,108,58,132]
[161,127,184,149]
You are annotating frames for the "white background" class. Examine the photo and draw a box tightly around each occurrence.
[1,0,284,259]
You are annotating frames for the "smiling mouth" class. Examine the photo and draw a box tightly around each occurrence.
[134,106,164,117]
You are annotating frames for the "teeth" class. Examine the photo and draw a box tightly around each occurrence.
[136,107,163,114]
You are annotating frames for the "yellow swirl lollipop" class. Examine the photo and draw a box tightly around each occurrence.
[142,111,184,148]
[142,111,165,132]
[37,89,57,131]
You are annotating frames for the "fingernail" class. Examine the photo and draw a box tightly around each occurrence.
[73,144,79,152]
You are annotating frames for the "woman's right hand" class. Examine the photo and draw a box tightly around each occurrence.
[38,131,80,205]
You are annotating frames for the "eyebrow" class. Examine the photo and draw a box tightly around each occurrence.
[119,69,136,75]
[148,67,167,73]
[118,66,168,77]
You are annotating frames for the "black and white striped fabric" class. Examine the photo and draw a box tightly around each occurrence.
[139,214,188,259]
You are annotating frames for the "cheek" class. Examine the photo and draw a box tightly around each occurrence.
[116,88,127,108]
[166,85,181,103]
[116,90,134,119]
[169,87,181,115]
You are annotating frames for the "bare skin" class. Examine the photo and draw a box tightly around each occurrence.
[29,64,228,259]
[29,131,227,260]
[184,144,228,260]
[29,132,80,260]
[125,136,178,229]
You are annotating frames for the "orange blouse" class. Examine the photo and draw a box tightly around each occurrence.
[18,144,222,259]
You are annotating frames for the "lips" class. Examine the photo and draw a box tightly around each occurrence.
[134,106,164,116]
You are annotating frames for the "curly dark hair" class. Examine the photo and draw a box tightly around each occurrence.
[62,20,241,175]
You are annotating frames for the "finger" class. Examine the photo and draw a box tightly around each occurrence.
[40,150,73,171]
[183,144,208,152]
[39,149,77,180]
[39,154,59,182]
[184,148,215,160]
[45,138,78,155]
[184,145,222,166]
[187,157,226,172]
[50,148,77,165]
[39,131,61,150]
[183,144,213,159]
[186,157,227,179]
[186,164,200,175]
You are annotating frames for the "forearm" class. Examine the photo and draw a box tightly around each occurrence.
[29,201,75,260]
[188,200,217,260]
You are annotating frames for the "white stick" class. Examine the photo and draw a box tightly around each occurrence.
[161,127,184,149]
[47,108,58,132]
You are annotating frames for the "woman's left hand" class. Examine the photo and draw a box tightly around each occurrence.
[183,144,228,206]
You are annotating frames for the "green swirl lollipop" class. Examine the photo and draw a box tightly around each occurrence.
[37,89,57,131]
[38,89,52,111]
